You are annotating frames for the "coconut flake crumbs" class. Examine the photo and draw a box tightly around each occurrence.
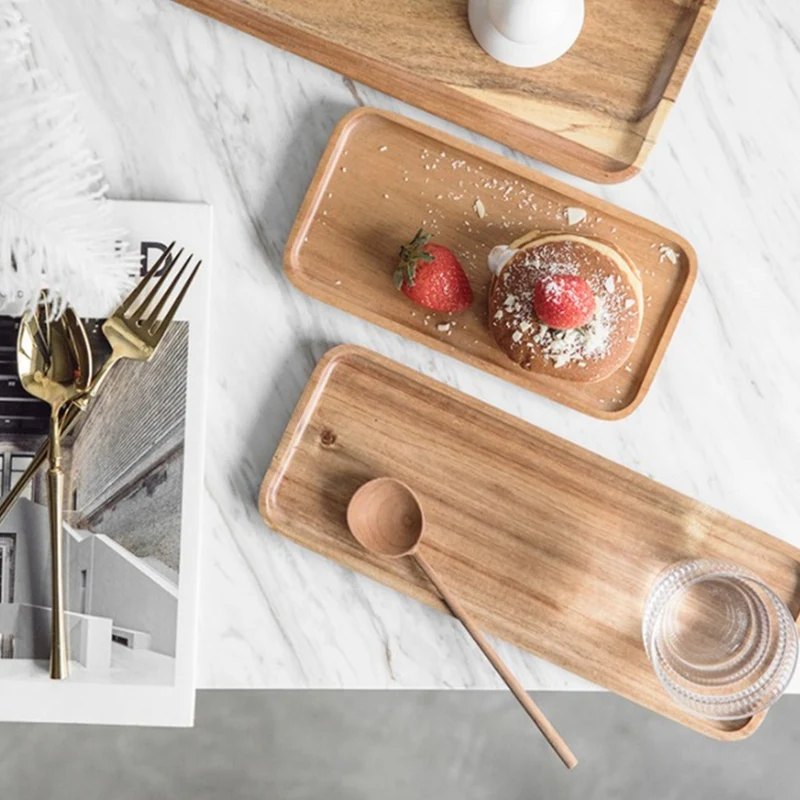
[553,354,571,369]
[474,198,486,219]
[537,298,612,368]
[624,298,635,309]
[659,244,678,264]
[437,322,452,333]
[566,207,587,226]
[604,276,615,293]
[378,145,388,152]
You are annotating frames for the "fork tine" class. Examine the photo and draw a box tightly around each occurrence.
[118,241,176,315]
[128,246,184,322]
[143,250,193,332]
[151,258,202,337]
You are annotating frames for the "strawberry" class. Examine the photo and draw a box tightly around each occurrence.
[394,229,473,313]
[533,274,595,330]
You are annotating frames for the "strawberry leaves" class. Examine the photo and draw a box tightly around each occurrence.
[393,228,434,289]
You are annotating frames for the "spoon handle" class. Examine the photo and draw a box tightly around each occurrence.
[47,414,69,680]
[0,403,82,527]
[413,553,577,770]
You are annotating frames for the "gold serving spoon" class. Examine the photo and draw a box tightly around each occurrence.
[17,301,92,679]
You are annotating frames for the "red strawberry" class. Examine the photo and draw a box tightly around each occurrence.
[533,274,595,330]
[394,229,473,313]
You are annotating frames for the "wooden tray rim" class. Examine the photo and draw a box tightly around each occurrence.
[283,107,699,421]
[175,0,719,183]
[260,344,800,742]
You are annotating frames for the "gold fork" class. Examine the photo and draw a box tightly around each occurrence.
[0,242,202,523]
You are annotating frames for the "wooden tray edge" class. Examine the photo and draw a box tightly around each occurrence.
[258,344,794,742]
[259,345,348,525]
[173,0,715,183]
[258,345,452,617]
[629,0,719,174]
[283,107,698,421]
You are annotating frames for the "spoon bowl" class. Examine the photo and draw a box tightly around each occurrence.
[347,477,424,558]
[18,306,92,405]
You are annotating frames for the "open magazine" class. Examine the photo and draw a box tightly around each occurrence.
[0,201,211,725]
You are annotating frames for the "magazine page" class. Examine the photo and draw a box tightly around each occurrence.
[0,200,211,725]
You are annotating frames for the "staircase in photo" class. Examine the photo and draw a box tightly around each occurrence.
[0,501,177,684]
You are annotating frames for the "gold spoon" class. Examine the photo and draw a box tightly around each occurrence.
[17,301,92,679]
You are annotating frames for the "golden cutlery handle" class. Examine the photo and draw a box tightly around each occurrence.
[47,417,68,680]
[0,403,83,526]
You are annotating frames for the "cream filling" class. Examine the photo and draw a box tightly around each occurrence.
[487,245,519,276]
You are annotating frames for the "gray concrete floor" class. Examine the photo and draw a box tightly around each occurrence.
[0,691,798,798]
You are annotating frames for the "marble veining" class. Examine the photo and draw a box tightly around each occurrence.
[23,0,800,691]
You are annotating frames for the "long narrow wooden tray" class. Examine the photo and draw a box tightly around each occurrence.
[175,0,719,183]
[260,346,800,742]
[285,108,696,420]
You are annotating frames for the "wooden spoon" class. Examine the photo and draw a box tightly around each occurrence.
[347,477,577,769]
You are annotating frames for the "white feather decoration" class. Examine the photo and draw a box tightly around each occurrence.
[0,0,137,316]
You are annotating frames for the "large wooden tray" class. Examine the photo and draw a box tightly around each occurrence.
[260,346,800,742]
[285,108,696,420]
[175,0,718,182]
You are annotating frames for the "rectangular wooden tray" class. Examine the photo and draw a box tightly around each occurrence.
[285,108,696,420]
[260,346,800,741]
[175,0,718,182]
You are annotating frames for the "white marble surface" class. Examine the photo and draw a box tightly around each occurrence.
[25,0,800,691]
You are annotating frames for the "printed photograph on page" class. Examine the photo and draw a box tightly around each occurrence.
[0,314,188,686]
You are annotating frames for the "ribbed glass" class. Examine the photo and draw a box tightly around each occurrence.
[643,560,798,720]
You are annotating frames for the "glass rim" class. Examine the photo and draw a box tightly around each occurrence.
[642,559,799,720]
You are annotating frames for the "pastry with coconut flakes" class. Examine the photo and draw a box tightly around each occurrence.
[487,231,643,382]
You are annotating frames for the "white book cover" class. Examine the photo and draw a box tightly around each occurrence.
[0,200,211,726]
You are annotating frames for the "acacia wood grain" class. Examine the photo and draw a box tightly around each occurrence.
[284,108,697,420]
[173,0,719,182]
[260,346,800,742]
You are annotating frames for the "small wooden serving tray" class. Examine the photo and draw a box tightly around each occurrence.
[175,0,719,182]
[285,109,696,420]
[260,346,800,741]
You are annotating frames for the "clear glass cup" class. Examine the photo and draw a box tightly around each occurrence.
[642,559,799,719]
